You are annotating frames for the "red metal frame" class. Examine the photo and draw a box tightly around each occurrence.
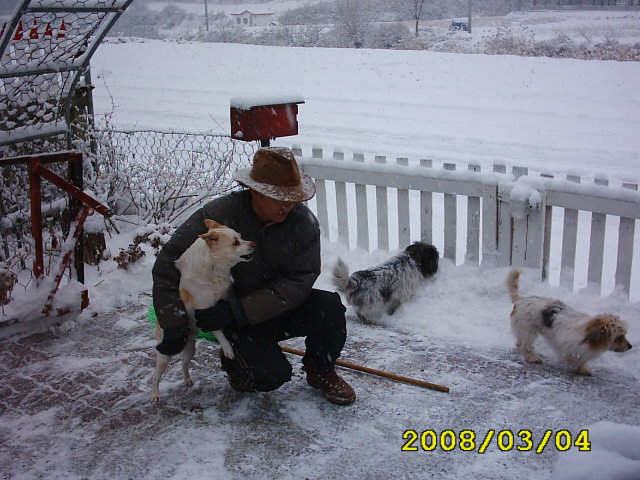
[2,151,110,317]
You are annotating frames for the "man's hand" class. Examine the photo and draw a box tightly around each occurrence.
[195,300,247,332]
[156,326,189,355]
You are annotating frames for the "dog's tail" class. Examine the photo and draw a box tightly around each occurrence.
[506,268,522,303]
[332,257,355,293]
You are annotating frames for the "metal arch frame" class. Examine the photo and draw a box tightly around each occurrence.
[0,0,135,148]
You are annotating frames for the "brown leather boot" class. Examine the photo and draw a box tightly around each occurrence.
[303,365,356,405]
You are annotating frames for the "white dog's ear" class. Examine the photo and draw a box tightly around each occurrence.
[583,317,612,349]
[199,232,219,244]
[204,219,223,230]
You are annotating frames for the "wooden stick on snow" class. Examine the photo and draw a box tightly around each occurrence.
[280,345,449,394]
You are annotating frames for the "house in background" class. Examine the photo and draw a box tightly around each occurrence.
[230,10,275,27]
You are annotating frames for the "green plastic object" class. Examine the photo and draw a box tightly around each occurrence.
[147,304,218,343]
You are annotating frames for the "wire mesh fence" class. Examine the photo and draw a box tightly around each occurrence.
[90,127,259,223]
[0,127,259,306]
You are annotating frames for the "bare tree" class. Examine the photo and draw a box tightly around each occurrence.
[334,0,372,48]
[411,0,426,36]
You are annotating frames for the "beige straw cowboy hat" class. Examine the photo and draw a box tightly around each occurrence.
[233,147,316,202]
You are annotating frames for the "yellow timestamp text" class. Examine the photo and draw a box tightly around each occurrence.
[401,429,591,454]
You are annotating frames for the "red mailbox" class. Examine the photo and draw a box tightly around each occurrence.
[230,97,304,143]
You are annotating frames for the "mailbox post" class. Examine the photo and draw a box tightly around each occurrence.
[230,96,304,147]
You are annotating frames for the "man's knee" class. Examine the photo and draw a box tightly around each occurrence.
[252,358,292,392]
[221,350,292,393]
[311,290,346,325]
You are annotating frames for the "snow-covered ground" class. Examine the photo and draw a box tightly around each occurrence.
[1,236,638,479]
[2,11,640,480]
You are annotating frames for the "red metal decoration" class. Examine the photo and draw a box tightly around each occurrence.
[29,20,38,39]
[13,20,23,40]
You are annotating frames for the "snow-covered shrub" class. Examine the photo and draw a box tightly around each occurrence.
[367,22,411,49]
[133,223,175,254]
[198,15,249,44]
[484,26,536,56]
[113,243,145,270]
[589,39,640,61]
[278,2,335,25]
[332,0,373,48]
[113,223,174,270]
[0,267,17,306]
[256,24,324,47]
[533,32,578,58]
[482,26,640,61]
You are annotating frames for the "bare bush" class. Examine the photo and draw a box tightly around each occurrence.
[198,15,250,43]
[484,26,537,56]
[113,243,145,270]
[278,2,334,25]
[367,22,412,48]
[482,26,640,60]
[333,0,373,47]
[133,223,175,254]
[113,223,174,270]
[86,124,257,225]
[0,267,17,306]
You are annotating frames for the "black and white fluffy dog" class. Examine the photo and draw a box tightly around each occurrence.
[332,242,439,323]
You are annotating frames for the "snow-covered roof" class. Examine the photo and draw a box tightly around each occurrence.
[230,10,275,17]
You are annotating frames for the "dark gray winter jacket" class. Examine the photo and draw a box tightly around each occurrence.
[152,189,321,330]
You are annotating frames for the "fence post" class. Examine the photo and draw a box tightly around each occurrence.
[481,180,499,267]
[615,182,637,296]
[375,155,389,251]
[560,174,581,290]
[511,167,530,268]
[540,173,554,282]
[494,164,511,267]
[443,163,457,262]
[466,164,481,265]
[28,159,44,282]
[420,159,433,245]
[396,157,410,248]
[587,177,608,291]
[312,147,329,238]
[525,190,545,272]
[353,152,369,251]
[333,149,349,246]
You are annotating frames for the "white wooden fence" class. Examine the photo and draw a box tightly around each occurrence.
[294,146,640,299]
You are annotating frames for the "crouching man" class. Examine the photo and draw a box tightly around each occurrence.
[152,147,356,405]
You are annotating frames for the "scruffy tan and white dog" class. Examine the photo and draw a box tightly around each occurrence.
[506,268,632,375]
[151,219,255,402]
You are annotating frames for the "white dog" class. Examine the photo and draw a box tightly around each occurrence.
[151,219,254,402]
[332,242,439,323]
[506,268,632,375]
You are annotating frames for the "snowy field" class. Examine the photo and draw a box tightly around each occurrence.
[92,37,640,182]
[2,10,640,480]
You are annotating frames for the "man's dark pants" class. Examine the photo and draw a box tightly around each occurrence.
[220,290,347,392]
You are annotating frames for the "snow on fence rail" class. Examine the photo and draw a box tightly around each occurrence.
[294,146,640,299]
